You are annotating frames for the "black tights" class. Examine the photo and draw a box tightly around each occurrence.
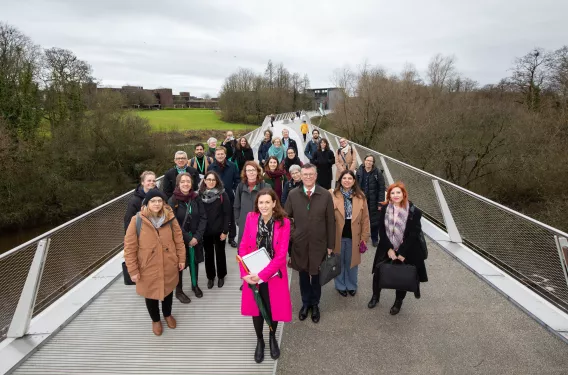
[251,282,278,339]
[145,292,173,322]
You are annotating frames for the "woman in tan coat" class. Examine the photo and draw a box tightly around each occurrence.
[335,138,358,176]
[330,170,370,296]
[124,189,186,336]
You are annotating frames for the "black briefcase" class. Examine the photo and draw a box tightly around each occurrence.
[319,253,341,286]
[377,260,418,293]
[122,261,135,285]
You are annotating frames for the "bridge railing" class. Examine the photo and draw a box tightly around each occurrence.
[0,119,268,343]
[313,122,568,312]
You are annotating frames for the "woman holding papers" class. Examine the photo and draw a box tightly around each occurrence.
[239,188,292,364]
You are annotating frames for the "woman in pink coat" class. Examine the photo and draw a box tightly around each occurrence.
[239,188,292,364]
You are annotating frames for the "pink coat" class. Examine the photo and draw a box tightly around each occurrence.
[239,212,292,322]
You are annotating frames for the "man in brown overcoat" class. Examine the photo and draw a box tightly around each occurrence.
[285,163,335,323]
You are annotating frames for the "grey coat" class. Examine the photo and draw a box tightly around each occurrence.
[233,181,270,245]
[284,185,336,275]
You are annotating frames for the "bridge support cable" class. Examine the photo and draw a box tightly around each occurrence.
[432,180,463,244]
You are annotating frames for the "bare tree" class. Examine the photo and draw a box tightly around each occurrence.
[427,53,457,90]
[508,48,552,111]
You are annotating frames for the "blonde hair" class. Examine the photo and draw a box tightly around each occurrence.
[272,136,282,145]
[142,203,165,218]
[139,170,156,183]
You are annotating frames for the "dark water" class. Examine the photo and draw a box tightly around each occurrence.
[0,224,57,255]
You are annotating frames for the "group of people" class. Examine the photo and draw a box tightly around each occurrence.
[122,120,428,364]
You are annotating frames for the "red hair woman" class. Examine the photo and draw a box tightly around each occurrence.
[367,182,428,315]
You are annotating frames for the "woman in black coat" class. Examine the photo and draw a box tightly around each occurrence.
[356,155,386,247]
[199,171,232,289]
[368,182,427,315]
[312,138,335,189]
[124,171,156,232]
[233,137,255,172]
[168,172,208,303]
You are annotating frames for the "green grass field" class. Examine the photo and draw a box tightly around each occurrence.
[134,109,255,132]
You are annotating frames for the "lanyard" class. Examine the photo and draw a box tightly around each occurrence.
[195,157,205,173]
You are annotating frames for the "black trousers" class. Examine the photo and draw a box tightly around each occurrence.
[229,199,236,241]
[372,272,407,300]
[252,282,278,339]
[145,292,173,322]
[203,233,227,280]
[302,134,307,142]
[299,271,321,307]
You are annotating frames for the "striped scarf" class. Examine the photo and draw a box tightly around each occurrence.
[384,202,409,251]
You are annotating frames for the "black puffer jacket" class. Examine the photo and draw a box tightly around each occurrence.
[201,190,231,235]
[356,165,385,229]
[124,184,146,232]
[168,194,208,263]
[233,147,254,171]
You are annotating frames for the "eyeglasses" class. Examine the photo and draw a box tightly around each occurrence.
[205,178,216,182]
[175,157,187,160]
[302,173,316,177]
[148,199,163,204]
[246,169,257,173]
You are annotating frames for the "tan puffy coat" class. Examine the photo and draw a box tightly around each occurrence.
[124,206,186,301]
[335,145,358,175]
[330,190,370,268]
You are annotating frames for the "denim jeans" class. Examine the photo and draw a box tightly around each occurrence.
[334,238,358,291]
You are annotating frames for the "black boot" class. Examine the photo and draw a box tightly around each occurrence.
[254,339,265,363]
[192,285,203,298]
[390,299,403,315]
[269,332,280,360]
[175,285,191,304]
[368,295,379,309]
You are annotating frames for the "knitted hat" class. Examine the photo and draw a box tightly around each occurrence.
[142,189,167,206]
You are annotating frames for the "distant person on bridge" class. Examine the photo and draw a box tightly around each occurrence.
[221,131,237,160]
[232,136,255,171]
[312,138,335,190]
[296,110,301,119]
[285,163,335,323]
[199,171,231,290]
[206,137,217,159]
[300,120,309,142]
[356,155,385,247]
[124,189,186,336]
[330,170,370,297]
[168,172,208,302]
[162,151,199,200]
[189,143,213,185]
[207,147,240,248]
[281,129,298,155]
[270,113,275,127]
[123,171,156,232]
[258,130,273,167]
[304,129,321,161]
[368,182,428,315]
[281,164,302,206]
[263,156,286,201]
[282,147,303,179]
[335,137,358,176]
[239,188,292,363]
[234,161,269,245]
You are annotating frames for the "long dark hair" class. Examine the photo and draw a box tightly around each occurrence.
[253,188,288,225]
[236,136,250,151]
[334,170,365,199]
[198,171,224,194]
[264,156,283,172]
[319,138,330,151]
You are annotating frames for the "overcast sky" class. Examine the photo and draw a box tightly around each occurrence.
[2,0,567,96]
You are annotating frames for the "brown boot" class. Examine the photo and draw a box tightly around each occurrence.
[164,315,177,329]
[152,321,163,336]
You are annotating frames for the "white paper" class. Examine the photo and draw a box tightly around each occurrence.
[241,247,278,283]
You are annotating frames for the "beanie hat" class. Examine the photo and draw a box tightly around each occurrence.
[142,188,167,206]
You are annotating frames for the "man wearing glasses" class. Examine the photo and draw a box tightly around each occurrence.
[285,163,335,323]
[163,151,199,200]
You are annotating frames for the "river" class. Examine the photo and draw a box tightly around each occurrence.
[0,224,57,255]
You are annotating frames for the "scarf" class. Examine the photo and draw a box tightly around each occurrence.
[284,155,302,171]
[173,187,197,203]
[268,145,285,163]
[175,165,188,174]
[200,187,224,203]
[340,187,353,219]
[265,169,286,180]
[217,160,226,172]
[257,215,275,258]
[384,202,409,251]
[149,214,166,229]
[247,180,257,191]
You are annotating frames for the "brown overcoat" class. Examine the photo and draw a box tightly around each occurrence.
[285,185,336,275]
[124,206,186,301]
[335,146,357,175]
[329,190,371,268]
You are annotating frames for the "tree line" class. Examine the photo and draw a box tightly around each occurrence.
[0,23,174,231]
[219,60,312,124]
[328,48,568,231]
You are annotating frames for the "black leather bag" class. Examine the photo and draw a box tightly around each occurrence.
[377,260,418,292]
[319,253,342,286]
[122,261,135,285]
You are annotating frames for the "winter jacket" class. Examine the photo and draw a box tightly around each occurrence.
[189,156,213,176]
[207,160,240,201]
[222,139,237,160]
[233,147,255,171]
[168,193,208,264]
[124,206,186,300]
[258,140,272,166]
[201,190,231,235]
[281,179,302,205]
[162,166,199,200]
[124,184,146,232]
[281,137,298,155]
[335,145,358,174]
[234,181,269,244]
[304,137,321,161]
[356,165,386,229]
[312,149,335,189]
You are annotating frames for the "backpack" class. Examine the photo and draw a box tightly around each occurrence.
[409,205,428,260]
[135,212,174,239]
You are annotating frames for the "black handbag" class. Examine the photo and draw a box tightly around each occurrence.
[377,260,418,293]
[122,261,135,285]
[319,253,341,286]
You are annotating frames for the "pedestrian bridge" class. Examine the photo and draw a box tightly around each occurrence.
[1,112,568,374]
